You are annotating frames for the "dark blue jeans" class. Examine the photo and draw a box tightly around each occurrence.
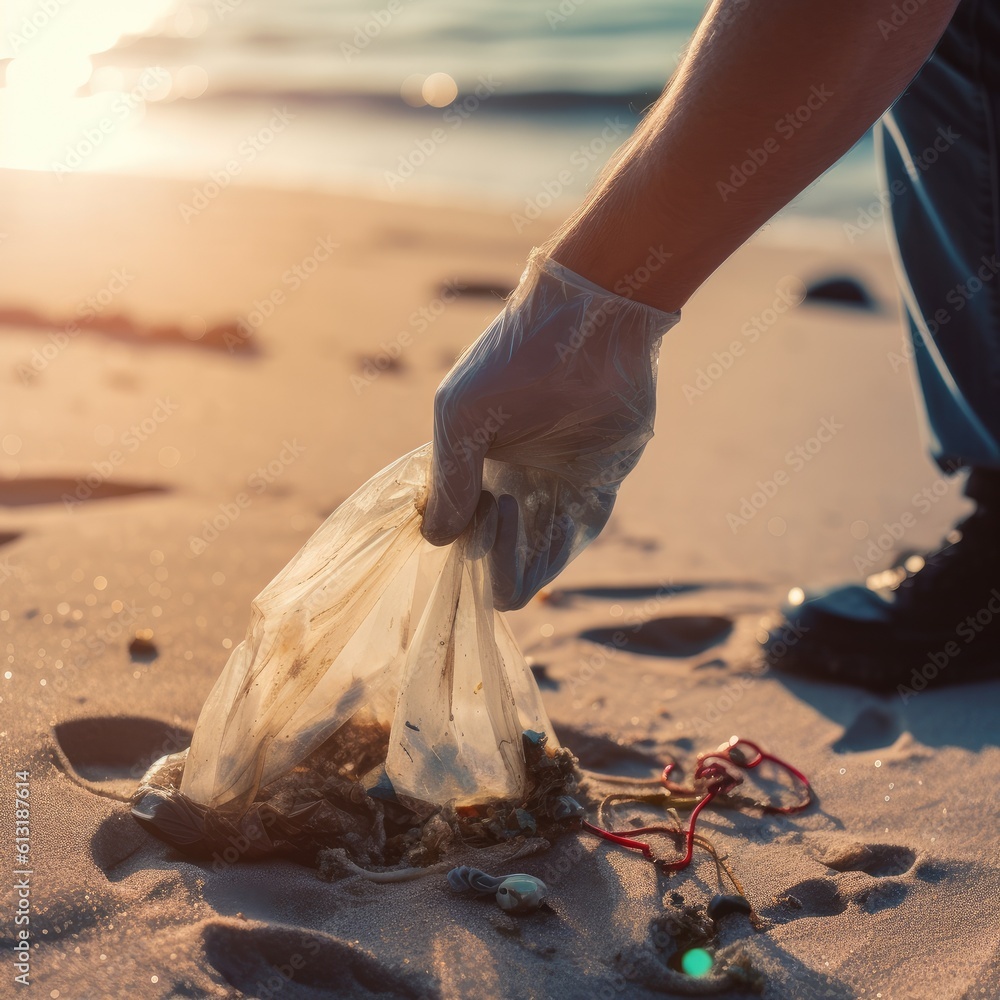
[880,0,1000,472]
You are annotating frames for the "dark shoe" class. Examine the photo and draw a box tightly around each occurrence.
[762,469,1000,692]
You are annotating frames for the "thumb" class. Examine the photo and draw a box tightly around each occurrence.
[422,408,489,545]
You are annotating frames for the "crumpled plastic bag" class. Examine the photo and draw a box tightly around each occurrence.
[131,443,582,865]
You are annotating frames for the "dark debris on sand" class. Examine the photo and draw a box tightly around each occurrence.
[132,725,584,873]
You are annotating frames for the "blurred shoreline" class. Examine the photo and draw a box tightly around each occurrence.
[9,94,885,239]
[3,0,885,237]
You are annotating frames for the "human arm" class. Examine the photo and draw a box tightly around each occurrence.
[422,0,962,607]
[547,0,962,311]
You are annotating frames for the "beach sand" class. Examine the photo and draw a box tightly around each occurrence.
[0,167,997,999]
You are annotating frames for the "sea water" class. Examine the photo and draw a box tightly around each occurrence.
[0,0,876,223]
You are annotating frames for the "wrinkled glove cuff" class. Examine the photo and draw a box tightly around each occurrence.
[522,249,681,343]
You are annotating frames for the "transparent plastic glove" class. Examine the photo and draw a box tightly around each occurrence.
[422,250,680,611]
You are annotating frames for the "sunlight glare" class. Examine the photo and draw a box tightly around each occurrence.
[0,0,180,171]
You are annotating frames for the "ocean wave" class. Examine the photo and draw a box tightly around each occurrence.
[198,84,662,114]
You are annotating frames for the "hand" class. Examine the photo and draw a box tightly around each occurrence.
[421,251,680,611]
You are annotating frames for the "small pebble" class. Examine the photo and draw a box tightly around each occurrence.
[129,629,159,662]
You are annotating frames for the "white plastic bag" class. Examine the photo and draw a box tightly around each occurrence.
[132,444,580,863]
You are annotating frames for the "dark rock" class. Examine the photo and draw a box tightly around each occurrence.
[804,276,878,310]
[129,629,159,662]
[708,894,753,921]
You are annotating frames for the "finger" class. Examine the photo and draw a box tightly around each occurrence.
[466,490,499,561]
[492,502,576,612]
[521,510,578,605]
[489,493,522,610]
[421,396,490,546]
[492,492,617,610]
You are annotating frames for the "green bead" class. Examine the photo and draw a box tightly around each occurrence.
[680,948,713,978]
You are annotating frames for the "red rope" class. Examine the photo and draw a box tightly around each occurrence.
[583,738,811,869]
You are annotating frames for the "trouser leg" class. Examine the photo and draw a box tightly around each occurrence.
[880,0,1000,472]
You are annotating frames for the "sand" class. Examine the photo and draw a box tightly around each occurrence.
[0,167,997,999]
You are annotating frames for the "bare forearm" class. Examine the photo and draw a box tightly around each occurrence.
[548,0,961,311]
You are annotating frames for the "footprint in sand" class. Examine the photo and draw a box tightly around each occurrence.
[53,716,191,798]
[202,922,436,999]
[913,859,950,884]
[831,706,902,753]
[0,885,120,946]
[821,842,916,878]
[819,842,917,915]
[855,881,909,914]
[0,477,168,507]
[580,615,733,658]
[90,811,159,879]
[545,580,764,606]
[544,583,706,607]
[765,842,917,921]
[767,877,848,918]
